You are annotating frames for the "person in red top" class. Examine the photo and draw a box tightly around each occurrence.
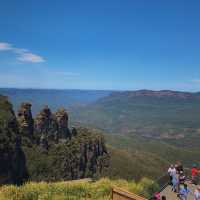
[191,164,199,185]
[153,192,160,200]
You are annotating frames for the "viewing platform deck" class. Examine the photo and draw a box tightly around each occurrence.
[112,181,199,200]
[160,181,197,200]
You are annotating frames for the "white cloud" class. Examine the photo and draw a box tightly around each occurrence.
[17,52,45,63]
[0,42,12,50]
[0,42,45,63]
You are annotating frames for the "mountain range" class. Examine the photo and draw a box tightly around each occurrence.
[71,89,200,139]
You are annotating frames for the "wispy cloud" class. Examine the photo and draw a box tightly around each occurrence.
[0,42,12,50]
[0,42,45,63]
[17,52,45,63]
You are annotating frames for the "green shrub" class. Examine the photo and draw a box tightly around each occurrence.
[0,177,158,200]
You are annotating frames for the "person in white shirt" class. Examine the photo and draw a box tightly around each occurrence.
[168,164,176,185]
[194,186,200,200]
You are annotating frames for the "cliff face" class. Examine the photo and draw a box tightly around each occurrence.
[0,96,28,185]
[0,97,109,183]
[34,106,58,147]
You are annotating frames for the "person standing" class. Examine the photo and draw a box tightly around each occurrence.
[179,171,186,186]
[191,164,199,185]
[153,192,160,200]
[172,172,178,192]
[176,161,183,174]
[194,186,200,200]
[168,165,176,185]
[178,184,190,200]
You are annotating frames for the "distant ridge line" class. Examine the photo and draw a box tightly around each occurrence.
[106,89,200,99]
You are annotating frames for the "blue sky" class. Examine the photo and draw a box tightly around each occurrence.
[1,0,200,91]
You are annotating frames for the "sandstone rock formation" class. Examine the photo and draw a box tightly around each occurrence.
[35,106,58,143]
[17,103,34,138]
[55,108,70,139]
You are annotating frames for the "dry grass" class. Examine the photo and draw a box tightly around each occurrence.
[0,177,158,200]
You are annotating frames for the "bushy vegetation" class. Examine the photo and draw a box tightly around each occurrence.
[103,146,168,181]
[106,133,200,166]
[0,178,159,200]
[104,133,200,181]
[23,129,109,182]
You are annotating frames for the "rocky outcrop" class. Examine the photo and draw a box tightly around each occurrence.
[55,108,71,139]
[35,106,58,143]
[34,106,71,147]
[17,103,34,139]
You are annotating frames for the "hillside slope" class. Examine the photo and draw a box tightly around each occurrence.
[105,133,200,167]
[71,90,200,138]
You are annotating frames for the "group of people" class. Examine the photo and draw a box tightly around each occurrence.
[167,162,200,200]
[153,162,200,200]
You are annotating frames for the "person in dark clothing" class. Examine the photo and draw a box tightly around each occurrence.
[179,171,186,185]
[176,161,183,174]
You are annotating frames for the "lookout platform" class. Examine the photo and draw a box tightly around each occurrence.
[112,182,199,200]
[160,181,197,200]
